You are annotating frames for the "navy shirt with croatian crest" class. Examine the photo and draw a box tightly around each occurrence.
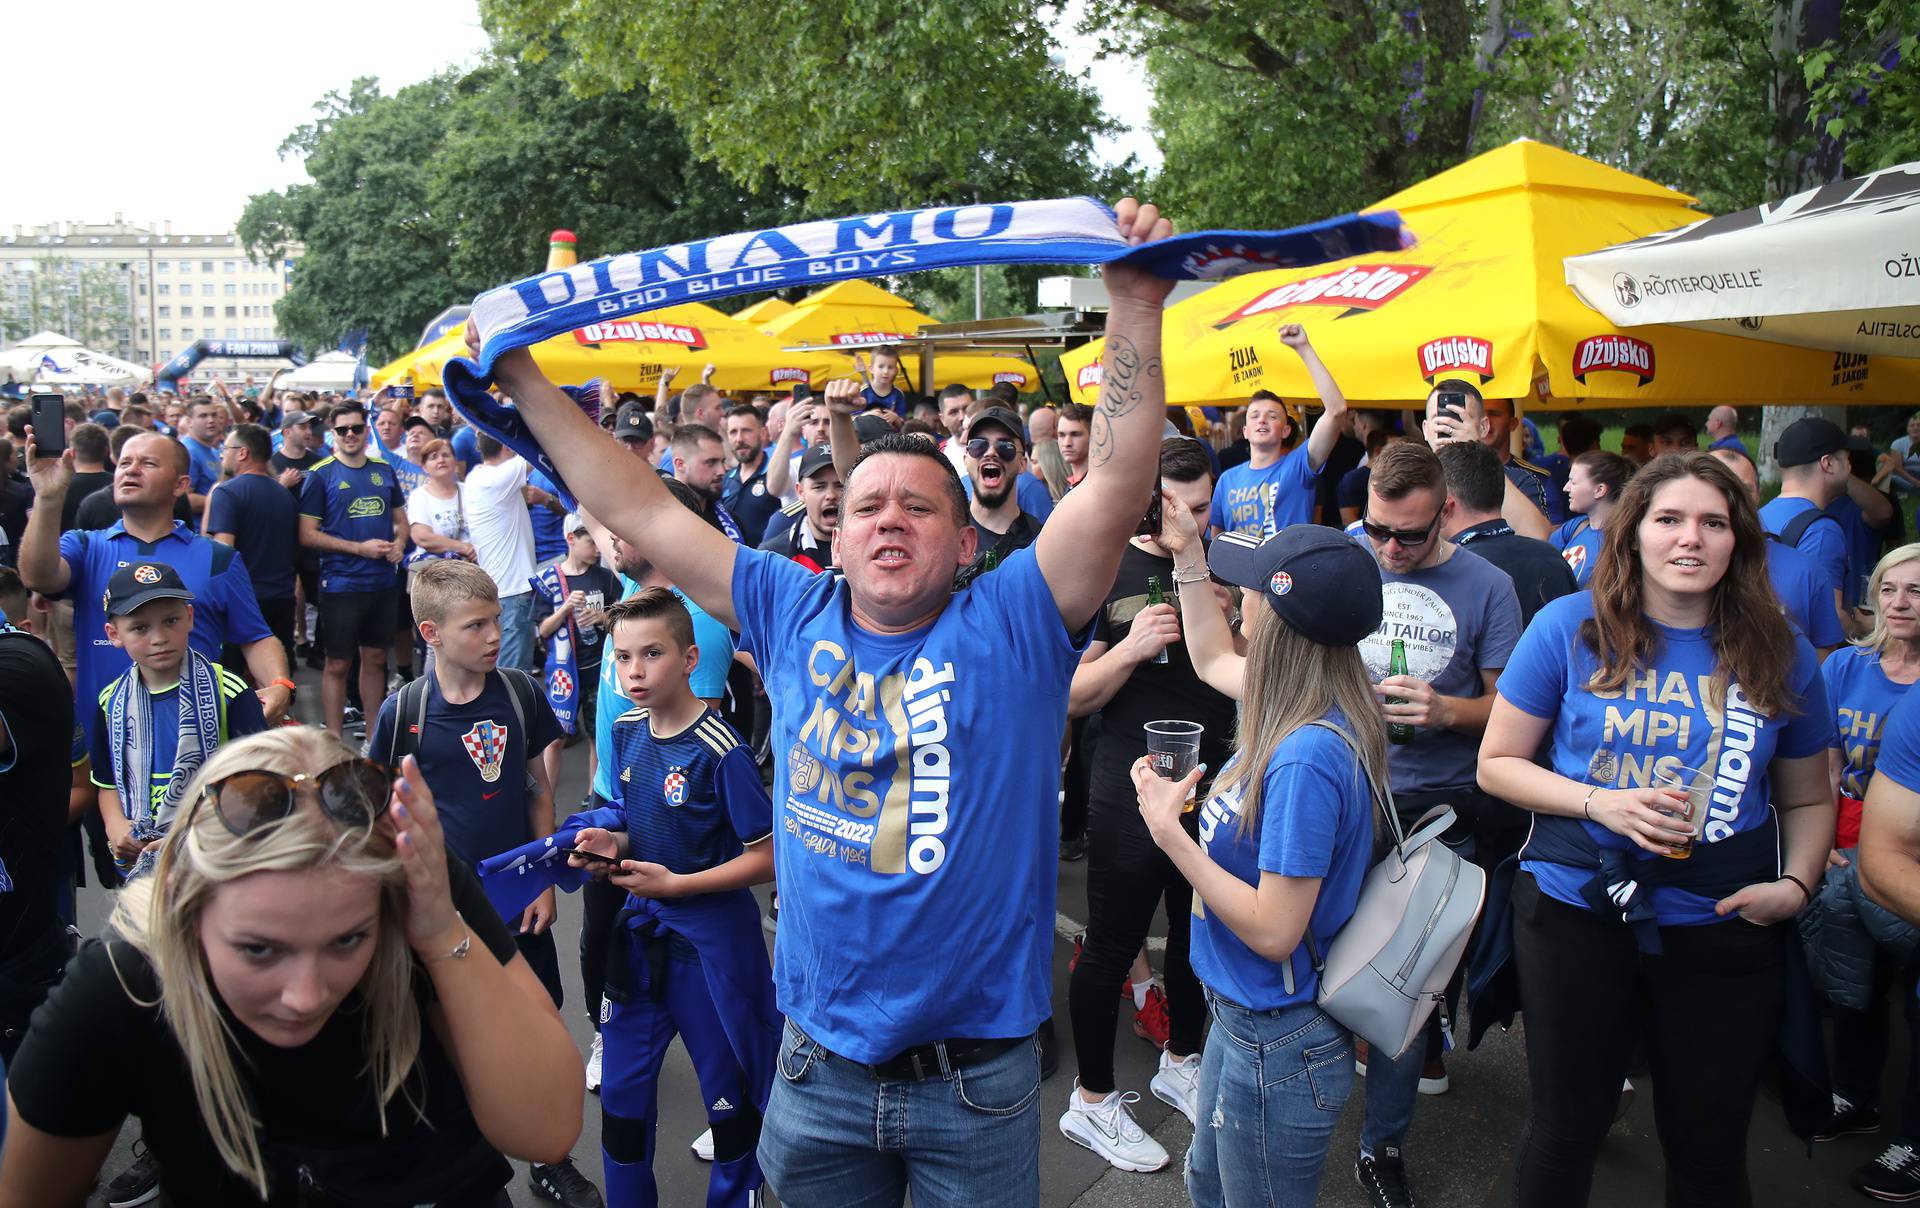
[609,706,772,878]
[298,455,405,592]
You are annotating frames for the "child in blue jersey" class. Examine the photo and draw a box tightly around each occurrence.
[1480,451,1836,1206]
[567,588,775,1208]
[1134,524,1386,1208]
[87,562,267,881]
[1550,450,1630,588]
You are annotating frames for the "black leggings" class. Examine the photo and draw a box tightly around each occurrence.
[1832,952,1920,1134]
[580,875,625,1030]
[1066,774,1203,1094]
[1510,872,1786,1208]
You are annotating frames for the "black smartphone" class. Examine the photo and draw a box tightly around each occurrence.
[30,393,64,457]
[1436,390,1468,426]
[1136,472,1164,537]
[555,846,620,868]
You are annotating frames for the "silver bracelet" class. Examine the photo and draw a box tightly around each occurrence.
[1172,567,1210,586]
[426,913,472,962]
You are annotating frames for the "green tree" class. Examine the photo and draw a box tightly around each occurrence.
[1806,0,1920,171]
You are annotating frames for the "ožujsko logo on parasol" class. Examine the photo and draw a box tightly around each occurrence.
[1213,264,1432,328]
[993,371,1030,386]
[572,320,707,349]
[1077,362,1104,391]
[1572,335,1656,385]
[770,368,811,384]
[1417,336,1494,384]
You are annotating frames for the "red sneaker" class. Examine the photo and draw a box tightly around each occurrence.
[1132,983,1170,1050]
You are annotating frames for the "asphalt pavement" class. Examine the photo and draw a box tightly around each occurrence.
[81,663,1883,1206]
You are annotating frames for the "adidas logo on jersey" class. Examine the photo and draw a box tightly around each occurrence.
[710,1097,733,1112]
[620,766,632,782]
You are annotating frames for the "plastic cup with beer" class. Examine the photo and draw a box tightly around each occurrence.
[1145,720,1204,812]
[1652,763,1714,859]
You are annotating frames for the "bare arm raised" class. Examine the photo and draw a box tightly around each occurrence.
[1034,199,1176,631]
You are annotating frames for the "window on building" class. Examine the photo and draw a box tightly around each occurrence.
[224,261,236,273]
[158,306,170,318]
[224,283,236,296]
[179,327,191,339]
[156,261,169,273]
[159,328,171,340]
[157,283,169,297]
[226,327,237,339]
[202,261,214,273]
[201,283,213,296]
[202,306,214,317]
[224,306,235,317]
[137,283,147,296]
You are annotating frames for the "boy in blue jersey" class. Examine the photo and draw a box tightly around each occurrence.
[86,562,266,881]
[568,588,775,1208]
[1207,326,1348,537]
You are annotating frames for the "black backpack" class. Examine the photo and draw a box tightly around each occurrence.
[1765,505,1841,550]
[384,668,540,767]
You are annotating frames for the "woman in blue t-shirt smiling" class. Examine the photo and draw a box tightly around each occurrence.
[1133,520,1386,1208]
[1478,451,1836,1207]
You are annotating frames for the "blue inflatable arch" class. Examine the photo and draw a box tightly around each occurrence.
[157,338,305,390]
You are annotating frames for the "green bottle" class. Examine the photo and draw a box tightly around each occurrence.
[1387,638,1414,744]
[1147,575,1168,664]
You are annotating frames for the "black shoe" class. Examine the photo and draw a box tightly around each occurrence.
[104,1141,162,1207]
[1856,1140,1920,1202]
[1038,1015,1059,1081]
[1356,1146,1416,1208]
[1059,834,1087,861]
[1816,1094,1882,1141]
[529,1158,605,1207]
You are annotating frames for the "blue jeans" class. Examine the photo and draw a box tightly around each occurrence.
[1187,993,1353,1208]
[757,1018,1041,1208]
[497,590,536,673]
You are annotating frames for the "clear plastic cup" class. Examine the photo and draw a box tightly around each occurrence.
[1653,763,1714,860]
[1145,720,1204,813]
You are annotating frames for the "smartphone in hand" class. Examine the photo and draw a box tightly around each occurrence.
[30,393,64,457]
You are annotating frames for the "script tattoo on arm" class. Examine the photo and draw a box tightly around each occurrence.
[1089,335,1159,470]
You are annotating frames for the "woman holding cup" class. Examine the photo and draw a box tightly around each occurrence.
[1477,451,1835,1206]
[1132,522,1388,1207]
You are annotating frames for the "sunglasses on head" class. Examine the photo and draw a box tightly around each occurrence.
[966,437,1020,461]
[1360,509,1442,546]
[197,758,394,838]
[333,423,367,435]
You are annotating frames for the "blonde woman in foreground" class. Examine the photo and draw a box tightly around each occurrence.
[0,727,584,1207]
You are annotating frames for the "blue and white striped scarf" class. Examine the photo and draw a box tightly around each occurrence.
[442,196,1410,509]
[105,648,224,837]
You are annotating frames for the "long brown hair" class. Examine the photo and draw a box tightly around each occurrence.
[1582,450,1797,715]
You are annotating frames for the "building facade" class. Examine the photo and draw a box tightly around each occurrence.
[0,217,303,383]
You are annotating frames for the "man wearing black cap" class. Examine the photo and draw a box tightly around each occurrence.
[1762,416,1856,638]
[759,444,842,573]
[958,407,1043,584]
[270,410,324,486]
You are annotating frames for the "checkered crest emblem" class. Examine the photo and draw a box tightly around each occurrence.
[663,770,688,806]
[549,668,574,701]
[461,720,509,783]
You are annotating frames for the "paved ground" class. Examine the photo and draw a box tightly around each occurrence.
[85,664,1887,1205]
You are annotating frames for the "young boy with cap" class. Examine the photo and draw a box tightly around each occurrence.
[87,561,267,880]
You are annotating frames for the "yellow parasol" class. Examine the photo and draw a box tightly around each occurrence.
[732,297,794,325]
[757,280,1040,393]
[1062,140,1920,410]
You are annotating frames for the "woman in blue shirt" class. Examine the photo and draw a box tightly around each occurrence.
[1479,451,1835,1207]
[1134,522,1385,1208]
[1819,542,1920,1195]
[1550,449,1632,588]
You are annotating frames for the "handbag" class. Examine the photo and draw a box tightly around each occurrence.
[1300,720,1488,1059]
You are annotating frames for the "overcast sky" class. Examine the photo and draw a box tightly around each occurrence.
[1,1,1158,235]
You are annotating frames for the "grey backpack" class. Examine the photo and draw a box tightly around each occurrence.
[1300,721,1487,1059]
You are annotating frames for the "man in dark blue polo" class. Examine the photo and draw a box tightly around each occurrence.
[16,428,289,727]
[721,403,780,542]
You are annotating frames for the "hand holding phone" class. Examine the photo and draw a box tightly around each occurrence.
[558,845,620,869]
[30,393,64,458]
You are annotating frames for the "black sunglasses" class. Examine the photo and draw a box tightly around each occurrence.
[198,758,394,838]
[966,437,1020,461]
[1360,509,1442,546]
[333,423,367,435]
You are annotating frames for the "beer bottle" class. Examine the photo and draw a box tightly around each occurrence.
[1147,575,1169,664]
[982,548,999,573]
[1387,638,1414,744]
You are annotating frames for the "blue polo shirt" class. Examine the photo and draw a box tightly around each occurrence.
[721,458,781,545]
[205,474,297,600]
[55,521,273,724]
[297,456,405,593]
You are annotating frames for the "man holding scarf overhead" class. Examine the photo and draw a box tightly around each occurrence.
[469,199,1177,1208]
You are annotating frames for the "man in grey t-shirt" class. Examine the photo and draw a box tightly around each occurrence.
[1345,439,1522,1208]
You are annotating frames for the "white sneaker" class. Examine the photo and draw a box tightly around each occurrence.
[1150,1050,1201,1126]
[691,1128,714,1162]
[1059,1083,1169,1172]
[585,1032,603,1093]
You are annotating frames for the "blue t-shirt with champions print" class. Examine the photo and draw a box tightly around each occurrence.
[1209,446,1321,537]
[1499,593,1833,926]
[732,542,1086,1063]
[1823,645,1914,799]
[1190,713,1373,1011]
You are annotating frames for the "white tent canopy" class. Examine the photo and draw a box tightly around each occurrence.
[0,331,150,387]
[1565,161,1920,358]
[275,350,362,392]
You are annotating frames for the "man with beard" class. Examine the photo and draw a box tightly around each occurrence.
[178,396,229,516]
[759,445,843,573]
[721,404,779,541]
[958,407,1043,584]
[670,423,744,543]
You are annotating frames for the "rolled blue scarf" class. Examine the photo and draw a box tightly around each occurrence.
[443,196,1410,508]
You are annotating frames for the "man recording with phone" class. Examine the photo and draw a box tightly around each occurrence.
[1423,383,1552,540]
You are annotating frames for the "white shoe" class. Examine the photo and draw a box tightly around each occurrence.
[1059,1083,1169,1172]
[585,1031,603,1093]
[691,1128,714,1162]
[1150,1050,1201,1127]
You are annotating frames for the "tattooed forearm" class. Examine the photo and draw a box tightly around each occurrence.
[1089,335,1161,469]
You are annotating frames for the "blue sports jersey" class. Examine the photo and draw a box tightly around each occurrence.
[527,468,568,564]
[1768,542,1846,650]
[721,460,781,546]
[389,453,429,498]
[591,583,737,801]
[367,672,563,869]
[57,522,272,725]
[1551,516,1605,588]
[1872,689,1920,795]
[1829,494,1882,611]
[732,543,1086,1062]
[1209,446,1321,537]
[1499,593,1833,925]
[860,385,909,419]
[609,707,771,876]
[297,456,405,592]
[1824,645,1915,799]
[1190,715,1372,1010]
[88,670,267,816]
[205,474,297,600]
[178,435,221,496]
[451,426,480,470]
[1760,496,1848,598]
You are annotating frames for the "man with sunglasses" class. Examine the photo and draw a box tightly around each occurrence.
[957,407,1044,585]
[299,404,409,738]
[1344,439,1522,1208]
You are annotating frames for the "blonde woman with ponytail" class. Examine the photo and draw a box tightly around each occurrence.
[0,727,583,1207]
[1134,503,1388,1208]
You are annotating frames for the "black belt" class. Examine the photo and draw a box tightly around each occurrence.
[856,1034,1027,1082]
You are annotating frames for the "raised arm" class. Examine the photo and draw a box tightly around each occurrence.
[1035,200,1175,630]
[1159,481,1245,698]
[824,381,863,483]
[1283,325,1348,473]
[17,430,74,596]
[484,339,740,629]
[764,400,811,498]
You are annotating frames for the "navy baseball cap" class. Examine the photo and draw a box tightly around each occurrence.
[964,407,1027,449]
[1208,526,1383,647]
[1775,417,1846,468]
[613,402,655,443]
[797,443,838,480]
[104,561,195,619]
[853,414,893,445]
